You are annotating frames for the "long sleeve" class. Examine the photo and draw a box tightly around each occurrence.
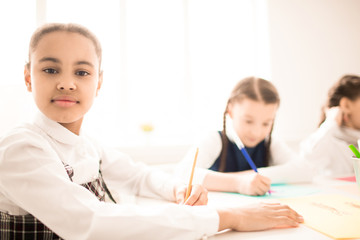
[99,147,179,202]
[299,116,359,178]
[175,131,222,184]
[0,117,219,240]
[259,137,315,183]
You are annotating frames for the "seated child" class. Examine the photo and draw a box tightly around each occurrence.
[300,74,360,178]
[177,77,313,196]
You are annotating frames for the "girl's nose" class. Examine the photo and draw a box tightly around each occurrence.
[57,80,76,91]
[249,126,262,139]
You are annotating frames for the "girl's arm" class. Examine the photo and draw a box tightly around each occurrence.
[100,147,209,205]
[203,170,271,195]
[258,137,315,183]
[175,131,223,184]
[217,202,303,232]
[0,129,219,240]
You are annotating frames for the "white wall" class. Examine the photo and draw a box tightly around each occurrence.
[2,1,360,164]
[268,0,360,144]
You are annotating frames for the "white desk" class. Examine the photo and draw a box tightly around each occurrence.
[208,177,360,240]
[135,177,360,240]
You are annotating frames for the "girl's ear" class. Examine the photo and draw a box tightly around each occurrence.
[339,97,351,113]
[24,66,32,92]
[96,70,103,96]
[227,102,234,119]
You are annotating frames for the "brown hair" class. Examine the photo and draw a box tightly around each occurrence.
[219,76,280,172]
[26,23,102,70]
[319,74,360,126]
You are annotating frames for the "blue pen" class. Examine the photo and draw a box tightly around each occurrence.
[233,135,271,195]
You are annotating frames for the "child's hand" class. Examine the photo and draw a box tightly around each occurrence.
[218,202,304,232]
[174,184,208,206]
[234,172,271,195]
[325,107,343,126]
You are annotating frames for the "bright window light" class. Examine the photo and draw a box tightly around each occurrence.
[0,0,270,148]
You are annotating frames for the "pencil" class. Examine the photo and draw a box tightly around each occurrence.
[234,136,271,195]
[185,147,199,201]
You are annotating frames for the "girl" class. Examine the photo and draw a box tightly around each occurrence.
[0,23,302,239]
[300,74,360,177]
[177,77,313,196]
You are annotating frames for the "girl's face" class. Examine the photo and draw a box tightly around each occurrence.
[24,31,102,135]
[344,97,360,130]
[228,98,278,148]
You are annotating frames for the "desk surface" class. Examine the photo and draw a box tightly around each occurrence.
[136,177,360,240]
[208,177,360,240]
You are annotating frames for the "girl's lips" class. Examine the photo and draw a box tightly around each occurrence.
[51,96,79,107]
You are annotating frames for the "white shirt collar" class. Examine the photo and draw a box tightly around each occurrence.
[33,111,83,145]
[225,115,237,143]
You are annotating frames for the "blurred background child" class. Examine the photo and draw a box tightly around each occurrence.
[177,77,313,196]
[300,74,360,178]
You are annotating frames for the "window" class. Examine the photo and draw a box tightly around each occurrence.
[0,1,36,134]
[0,0,270,148]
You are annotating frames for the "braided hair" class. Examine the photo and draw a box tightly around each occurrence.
[218,76,280,172]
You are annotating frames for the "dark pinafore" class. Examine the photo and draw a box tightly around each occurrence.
[209,132,267,172]
[0,161,115,240]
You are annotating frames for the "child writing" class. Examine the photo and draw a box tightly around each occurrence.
[177,77,313,196]
[0,23,303,239]
[300,74,360,178]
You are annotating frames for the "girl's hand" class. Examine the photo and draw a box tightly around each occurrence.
[234,172,271,196]
[174,184,208,206]
[326,107,343,126]
[218,202,304,232]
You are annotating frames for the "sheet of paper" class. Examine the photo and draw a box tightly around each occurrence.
[332,184,360,196]
[280,194,360,239]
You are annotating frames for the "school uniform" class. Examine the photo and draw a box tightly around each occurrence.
[0,112,219,240]
[300,113,360,177]
[177,123,313,184]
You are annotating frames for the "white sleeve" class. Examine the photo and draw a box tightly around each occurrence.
[175,131,222,184]
[258,137,315,183]
[0,130,219,240]
[269,137,296,165]
[99,147,179,202]
[299,122,356,177]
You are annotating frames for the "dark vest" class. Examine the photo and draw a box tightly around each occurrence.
[0,161,115,240]
[209,131,267,172]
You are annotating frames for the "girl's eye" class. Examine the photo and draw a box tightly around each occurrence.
[263,122,272,127]
[44,68,57,74]
[76,71,89,76]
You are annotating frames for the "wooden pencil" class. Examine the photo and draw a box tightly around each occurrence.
[185,147,199,201]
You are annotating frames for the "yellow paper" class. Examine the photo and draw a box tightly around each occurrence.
[280,194,360,239]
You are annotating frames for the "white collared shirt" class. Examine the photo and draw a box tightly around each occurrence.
[0,112,219,240]
[300,114,360,177]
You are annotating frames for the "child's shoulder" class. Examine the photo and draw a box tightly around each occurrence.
[195,130,222,147]
[0,122,48,147]
[299,120,339,154]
